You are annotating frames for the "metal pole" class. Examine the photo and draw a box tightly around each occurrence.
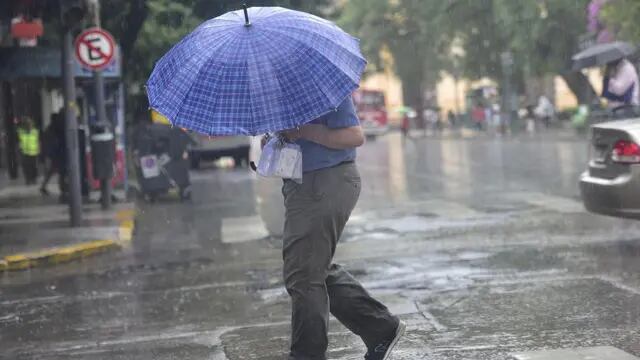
[94,70,112,209]
[92,0,112,210]
[62,29,83,226]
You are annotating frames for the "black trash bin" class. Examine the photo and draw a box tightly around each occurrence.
[90,130,115,180]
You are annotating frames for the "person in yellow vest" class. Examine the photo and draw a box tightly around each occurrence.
[17,116,40,185]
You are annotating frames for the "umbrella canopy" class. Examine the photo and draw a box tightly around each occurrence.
[572,41,637,71]
[146,6,367,136]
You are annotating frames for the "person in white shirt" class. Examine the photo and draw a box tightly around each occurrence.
[534,95,555,128]
[602,58,640,108]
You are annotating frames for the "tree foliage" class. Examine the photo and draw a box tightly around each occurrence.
[340,0,449,121]
[341,0,597,106]
[601,0,640,41]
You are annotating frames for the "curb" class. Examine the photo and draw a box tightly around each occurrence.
[0,209,136,272]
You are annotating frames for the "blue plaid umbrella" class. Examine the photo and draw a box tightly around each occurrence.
[146,6,367,136]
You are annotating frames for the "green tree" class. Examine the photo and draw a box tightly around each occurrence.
[447,0,596,104]
[193,0,334,19]
[602,0,640,41]
[340,0,597,109]
[103,0,200,118]
[340,0,449,124]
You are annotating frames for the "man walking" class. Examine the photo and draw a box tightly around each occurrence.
[280,97,405,360]
[17,117,40,185]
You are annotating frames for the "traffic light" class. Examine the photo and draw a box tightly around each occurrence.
[59,0,88,29]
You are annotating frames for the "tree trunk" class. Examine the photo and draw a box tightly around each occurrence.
[121,0,149,62]
[401,79,424,129]
[561,71,598,105]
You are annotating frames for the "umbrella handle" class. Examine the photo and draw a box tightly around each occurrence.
[243,4,251,27]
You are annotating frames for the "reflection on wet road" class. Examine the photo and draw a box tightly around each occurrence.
[2,133,640,360]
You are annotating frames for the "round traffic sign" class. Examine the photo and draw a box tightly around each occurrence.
[74,28,116,71]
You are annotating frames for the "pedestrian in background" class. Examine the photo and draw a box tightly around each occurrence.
[525,105,537,135]
[278,97,405,360]
[472,102,486,131]
[602,57,639,109]
[17,116,40,185]
[448,110,457,129]
[534,95,555,128]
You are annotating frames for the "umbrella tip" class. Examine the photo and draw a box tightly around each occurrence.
[243,4,251,27]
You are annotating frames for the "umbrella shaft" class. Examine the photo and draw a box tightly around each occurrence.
[243,4,251,26]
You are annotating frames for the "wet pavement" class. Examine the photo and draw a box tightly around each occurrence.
[2,133,640,359]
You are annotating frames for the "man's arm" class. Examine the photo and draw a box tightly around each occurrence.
[284,124,365,150]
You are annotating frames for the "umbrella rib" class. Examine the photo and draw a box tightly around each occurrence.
[246,30,295,133]
[263,28,365,85]
[149,30,236,109]
[165,34,242,133]
[263,25,363,60]
[266,29,359,123]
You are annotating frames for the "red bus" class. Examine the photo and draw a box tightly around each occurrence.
[353,89,389,138]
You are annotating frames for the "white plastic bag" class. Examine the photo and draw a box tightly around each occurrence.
[257,135,303,183]
[140,155,160,179]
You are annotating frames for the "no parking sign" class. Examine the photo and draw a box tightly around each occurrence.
[74,28,116,71]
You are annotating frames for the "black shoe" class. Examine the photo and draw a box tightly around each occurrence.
[40,187,50,196]
[365,321,406,360]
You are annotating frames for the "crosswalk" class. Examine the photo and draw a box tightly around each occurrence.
[217,191,589,243]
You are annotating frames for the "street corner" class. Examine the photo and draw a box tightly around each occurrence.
[1,239,122,271]
[0,205,138,272]
[116,207,137,243]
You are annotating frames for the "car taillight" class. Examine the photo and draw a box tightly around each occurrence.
[612,140,640,164]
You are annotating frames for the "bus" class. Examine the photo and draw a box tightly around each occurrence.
[353,89,389,138]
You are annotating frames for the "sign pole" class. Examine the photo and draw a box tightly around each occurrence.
[93,0,111,210]
[62,28,83,226]
[74,23,117,210]
[94,69,112,209]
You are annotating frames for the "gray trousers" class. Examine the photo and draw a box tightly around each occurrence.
[282,162,398,360]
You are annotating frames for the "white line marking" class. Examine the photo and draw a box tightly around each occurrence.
[221,215,269,243]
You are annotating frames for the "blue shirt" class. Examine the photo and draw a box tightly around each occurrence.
[298,97,360,172]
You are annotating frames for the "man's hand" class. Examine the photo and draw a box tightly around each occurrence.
[280,128,302,142]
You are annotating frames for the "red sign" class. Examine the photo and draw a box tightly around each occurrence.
[11,18,43,39]
[74,28,116,71]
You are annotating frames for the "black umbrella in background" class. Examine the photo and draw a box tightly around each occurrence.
[572,41,637,71]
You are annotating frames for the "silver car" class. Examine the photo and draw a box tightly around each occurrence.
[580,118,640,219]
[188,134,251,169]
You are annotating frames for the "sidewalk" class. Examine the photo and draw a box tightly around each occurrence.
[0,180,135,271]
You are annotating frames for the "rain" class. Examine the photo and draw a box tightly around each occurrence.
[1,1,640,360]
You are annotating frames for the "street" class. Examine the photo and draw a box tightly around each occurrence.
[2,132,640,360]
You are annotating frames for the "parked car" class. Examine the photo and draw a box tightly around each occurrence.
[580,118,640,220]
[353,89,389,138]
[188,134,251,169]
